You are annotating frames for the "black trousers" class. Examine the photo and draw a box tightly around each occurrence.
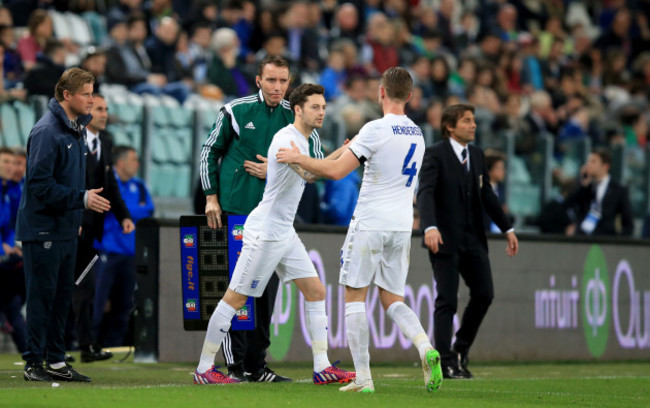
[22,239,77,367]
[222,273,280,373]
[429,232,494,363]
[71,237,98,349]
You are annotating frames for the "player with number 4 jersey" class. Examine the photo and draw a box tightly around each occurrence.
[347,113,424,232]
[276,67,442,394]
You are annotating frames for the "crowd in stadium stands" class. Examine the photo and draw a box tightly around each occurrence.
[0,0,650,234]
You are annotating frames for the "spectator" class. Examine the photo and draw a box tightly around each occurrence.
[143,0,174,36]
[184,22,213,86]
[23,39,67,98]
[254,31,293,71]
[93,146,153,347]
[454,11,480,53]
[405,85,426,125]
[483,151,510,233]
[449,57,477,97]
[424,99,444,142]
[80,47,107,94]
[182,0,218,32]
[0,24,23,88]
[108,0,144,22]
[494,3,520,45]
[17,9,53,71]
[565,149,633,237]
[619,107,648,149]
[409,56,433,99]
[361,12,398,75]
[105,13,189,102]
[231,0,256,61]
[279,1,322,72]
[207,27,251,100]
[328,3,363,48]
[326,74,369,127]
[319,48,345,101]
[436,0,456,52]
[430,56,451,101]
[557,107,591,157]
[519,90,556,156]
[538,178,576,235]
[145,17,192,94]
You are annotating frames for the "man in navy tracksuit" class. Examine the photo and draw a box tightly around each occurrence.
[93,145,153,347]
[16,68,112,382]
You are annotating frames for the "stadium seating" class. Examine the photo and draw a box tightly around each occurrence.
[0,103,22,147]
[14,101,36,145]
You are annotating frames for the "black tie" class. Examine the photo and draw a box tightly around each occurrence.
[91,138,99,163]
[461,148,469,172]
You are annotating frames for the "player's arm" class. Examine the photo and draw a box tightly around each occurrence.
[277,141,359,180]
[287,163,319,183]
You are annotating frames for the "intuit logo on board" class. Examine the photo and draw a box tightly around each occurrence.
[535,245,650,358]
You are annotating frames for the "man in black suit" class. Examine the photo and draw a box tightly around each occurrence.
[417,104,518,379]
[566,149,633,237]
[72,94,134,362]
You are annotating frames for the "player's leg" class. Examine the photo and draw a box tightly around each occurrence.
[195,236,281,384]
[280,233,354,385]
[244,273,292,382]
[377,232,442,392]
[338,224,380,391]
[339,286,374,393]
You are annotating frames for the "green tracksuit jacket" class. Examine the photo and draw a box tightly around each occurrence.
[200,90,324,215]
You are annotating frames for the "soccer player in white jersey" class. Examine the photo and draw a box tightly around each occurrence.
[194,84,355,385]
[277,67,443,393]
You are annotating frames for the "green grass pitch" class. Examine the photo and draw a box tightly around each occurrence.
[1,352,648,408]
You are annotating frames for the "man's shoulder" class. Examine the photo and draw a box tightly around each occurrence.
[226,94,261,112]
[279,99,292,112]
[427,140,448,153]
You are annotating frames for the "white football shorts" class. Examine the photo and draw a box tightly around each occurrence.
[229,230,317,297]
[339,219,411,296]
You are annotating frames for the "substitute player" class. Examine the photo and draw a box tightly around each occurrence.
[194,84,355,385]
[277,67,443,393]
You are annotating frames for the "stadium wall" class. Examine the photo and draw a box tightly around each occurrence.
[137,220,650,363]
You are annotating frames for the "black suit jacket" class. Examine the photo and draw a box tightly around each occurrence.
[81,132,131,242]
[417,139,511,255]
[566,178,633,237]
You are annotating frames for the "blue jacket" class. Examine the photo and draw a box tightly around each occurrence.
[96,173,154,256]
[322,170,361,226]
[16,98,90,242]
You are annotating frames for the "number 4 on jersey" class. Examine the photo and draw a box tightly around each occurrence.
[401,143,418,187]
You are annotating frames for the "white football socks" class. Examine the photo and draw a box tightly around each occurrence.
[197,301,236,374]
[345,302,371,383]
[305,300,331,372]
[386,301,432,360]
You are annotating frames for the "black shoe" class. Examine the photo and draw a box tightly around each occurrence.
[246,365,292,383]
[24,365,54,382]
[65,354,75,363]
[46,364,92,382]
[441,360,468,379]
[226,370,249,382]
[455,349,473,378]
[80,344,113,363]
